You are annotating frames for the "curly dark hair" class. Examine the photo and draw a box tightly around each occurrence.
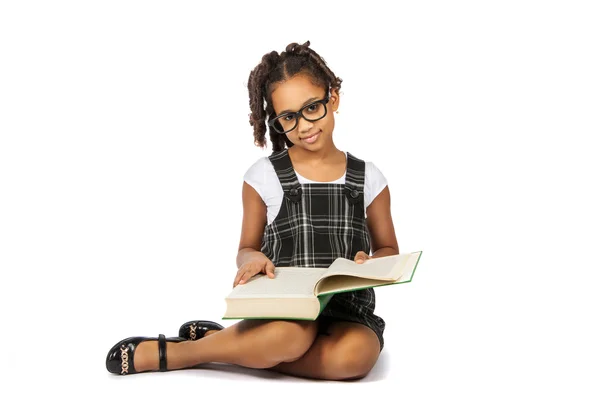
[247,41,343,152]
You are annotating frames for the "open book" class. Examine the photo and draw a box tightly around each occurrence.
[223,251,422,320]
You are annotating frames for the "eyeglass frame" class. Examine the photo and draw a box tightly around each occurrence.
[268,93,331,134]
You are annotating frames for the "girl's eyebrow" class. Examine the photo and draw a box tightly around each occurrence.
[280,97,320,114]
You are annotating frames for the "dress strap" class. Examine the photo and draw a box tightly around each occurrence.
[344,152,366,205]
[268,150,366,205]
[268,149,303,203]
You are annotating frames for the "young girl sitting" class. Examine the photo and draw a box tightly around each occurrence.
[106,40,399,381]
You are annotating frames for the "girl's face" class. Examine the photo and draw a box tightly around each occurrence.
[270,74,339,151]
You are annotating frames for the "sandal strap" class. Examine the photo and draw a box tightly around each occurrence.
[158,334,167,372]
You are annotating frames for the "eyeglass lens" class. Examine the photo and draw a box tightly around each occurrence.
[273,101,327,133]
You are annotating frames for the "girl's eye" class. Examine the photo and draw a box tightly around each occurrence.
[283,114,294,122]
[306,104,318,112]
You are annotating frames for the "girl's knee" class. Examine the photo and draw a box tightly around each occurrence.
[324,327,381,380]
[330,343,378,379]
[266,320,318,362]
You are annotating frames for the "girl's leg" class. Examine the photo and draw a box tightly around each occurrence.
[133,319,318,372]
[269,321,382,381]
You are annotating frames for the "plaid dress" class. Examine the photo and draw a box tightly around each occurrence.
[260,149,386,350]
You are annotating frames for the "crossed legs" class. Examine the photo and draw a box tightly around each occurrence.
[133,319,381,381]
[269,320,381,380]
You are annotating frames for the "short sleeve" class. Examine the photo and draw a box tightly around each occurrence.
[364,161,388,208]
[243,157,266,201]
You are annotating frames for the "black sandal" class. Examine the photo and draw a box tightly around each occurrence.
[178,320,224,340]
[105,334,185,375]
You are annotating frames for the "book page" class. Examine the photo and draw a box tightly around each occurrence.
[322,253,413,281]
[315,276,396,295]
[226,267,327,300]
[314,252,420,295]
[223,297,321,320]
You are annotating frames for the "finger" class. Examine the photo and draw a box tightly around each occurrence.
[355,251,368,263]
[233,268,250,287]
[233,270,245,287]
[238,270,257,285]
[266,262,276,278]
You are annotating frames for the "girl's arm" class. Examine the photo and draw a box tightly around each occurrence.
[236,181,269,269]
[365,186,400,258]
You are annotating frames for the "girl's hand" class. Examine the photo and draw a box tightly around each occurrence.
[233,255,276,287]
[354,251,373,264]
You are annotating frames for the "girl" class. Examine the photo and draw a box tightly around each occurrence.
[106,41,399,381]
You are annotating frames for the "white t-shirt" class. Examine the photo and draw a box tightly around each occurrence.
[243,151,388,225]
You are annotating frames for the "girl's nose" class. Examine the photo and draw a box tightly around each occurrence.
[297,116,315,134]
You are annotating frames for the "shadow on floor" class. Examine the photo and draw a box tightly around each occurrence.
[176,349,391,382]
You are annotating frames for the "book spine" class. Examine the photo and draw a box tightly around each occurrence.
[317,294,334,315]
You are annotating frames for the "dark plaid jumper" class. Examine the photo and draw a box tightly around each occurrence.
[260,149,385,350]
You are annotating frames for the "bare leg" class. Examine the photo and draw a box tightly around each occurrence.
[269,321,382,381]
[133,319,318,372]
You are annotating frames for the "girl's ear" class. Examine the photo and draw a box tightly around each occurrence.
[330,87,340,111]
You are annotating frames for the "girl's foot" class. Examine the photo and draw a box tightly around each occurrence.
[105,334,186,375]
[178,320,224,340]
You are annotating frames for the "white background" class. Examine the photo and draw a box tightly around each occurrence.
[1,1,599,410]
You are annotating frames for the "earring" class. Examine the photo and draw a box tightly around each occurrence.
[335,110,339,114]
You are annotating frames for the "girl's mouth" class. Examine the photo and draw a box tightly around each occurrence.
[302,131,320,144]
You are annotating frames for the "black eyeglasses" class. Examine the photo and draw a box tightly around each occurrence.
[268,94,330,134]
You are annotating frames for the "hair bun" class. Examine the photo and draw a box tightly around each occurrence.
[261,50,280,68]
[286,41,311,56]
